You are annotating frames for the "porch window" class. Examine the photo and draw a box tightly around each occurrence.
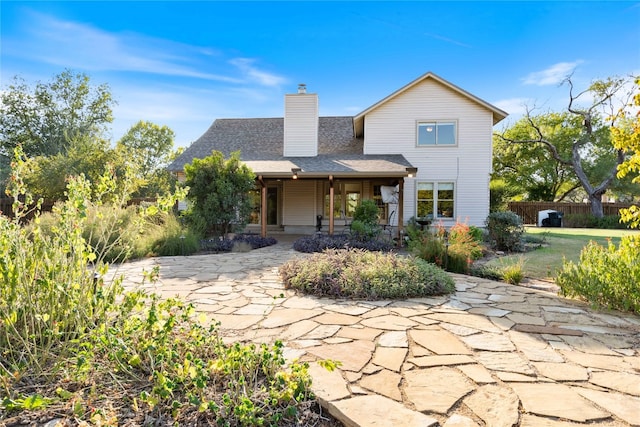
[417,121,457,146]
[248,187,279,225]
[249,190,260,224]
[324,182,361,218]
[417,182,455,219]
[324,193,342,218]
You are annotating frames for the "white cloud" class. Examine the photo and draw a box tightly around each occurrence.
[6,11,243,83]
[522,61,584,86]
[229,58,287,87]
[492,98,532,118]
[13,12,289,88]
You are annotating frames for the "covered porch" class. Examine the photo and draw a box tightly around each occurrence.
[244,154,417,239]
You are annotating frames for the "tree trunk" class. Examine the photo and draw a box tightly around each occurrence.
[589,194,604,218]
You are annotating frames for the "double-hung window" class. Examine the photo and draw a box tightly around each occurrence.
[417,121,457,146]
[416,182,455,219]
[324,182,361,218]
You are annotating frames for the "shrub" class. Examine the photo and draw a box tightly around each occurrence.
[449,222,483,260]
[409,221,482,274]
[152,214,200,256]
[349,219,381,241]
[468,225,485,243]
[500,257,525,285]
[556,235,640,313]
[353,199,379,225]
[292,235,391,253]
[485,211,524,252]
[200,234,277,253]
[0,150,322,425]
[280,249,455,299]
[35,205,196,261]
[563,213,627,229]
[349,200,383,242]
[409,230,446,265]
[470,264,504,281]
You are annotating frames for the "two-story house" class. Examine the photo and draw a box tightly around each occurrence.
[168,72,508,237]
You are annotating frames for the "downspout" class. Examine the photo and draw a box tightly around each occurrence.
[397,179,404,239]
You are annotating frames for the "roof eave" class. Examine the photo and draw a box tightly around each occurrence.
[255,171,410,179]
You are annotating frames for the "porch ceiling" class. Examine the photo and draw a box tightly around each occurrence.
[245,154,414,178]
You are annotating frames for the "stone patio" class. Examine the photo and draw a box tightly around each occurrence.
[112,241,640,427]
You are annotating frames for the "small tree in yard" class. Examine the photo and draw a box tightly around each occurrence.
[184,150,255,236]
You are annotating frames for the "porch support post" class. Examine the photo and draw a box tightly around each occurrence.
[397,178,404,239]
[328,175,335,235]
[258,176,267,238]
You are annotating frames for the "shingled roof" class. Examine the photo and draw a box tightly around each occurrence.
[168,116,413,177]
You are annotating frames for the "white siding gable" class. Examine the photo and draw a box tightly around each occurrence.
[363,78,495,227]
[284,93,318,157]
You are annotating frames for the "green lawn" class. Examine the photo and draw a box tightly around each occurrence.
[484,227,640,281]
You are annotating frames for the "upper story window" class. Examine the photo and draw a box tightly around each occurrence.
[417,121,457,146]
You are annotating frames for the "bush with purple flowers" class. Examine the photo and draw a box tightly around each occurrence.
[200,234,277,253]
[292,235,392,253]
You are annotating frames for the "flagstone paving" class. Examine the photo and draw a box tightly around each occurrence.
[113,242,640,427]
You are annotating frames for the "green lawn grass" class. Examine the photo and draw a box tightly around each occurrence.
[484,227,640,281]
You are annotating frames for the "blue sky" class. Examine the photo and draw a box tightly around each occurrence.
[1,1,639,148]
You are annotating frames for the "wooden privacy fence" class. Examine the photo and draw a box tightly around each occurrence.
[507,201,634,224]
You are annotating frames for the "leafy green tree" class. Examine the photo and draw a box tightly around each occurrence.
[116,120,178,197]
[183,150,255,236]
[20,135,125,200]
[612,77,640,228]
[0,70,113,159]
[489,179,521,212]
[117,120,174,177]
[495,76,636,217]
[0,70,114,191]
[493,113,583,202]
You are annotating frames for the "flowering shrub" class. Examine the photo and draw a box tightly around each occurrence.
[292,235,392,253]
[200,234,277,252]
[409,220,483,274]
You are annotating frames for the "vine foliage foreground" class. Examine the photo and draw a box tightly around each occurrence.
[0,147,322,426]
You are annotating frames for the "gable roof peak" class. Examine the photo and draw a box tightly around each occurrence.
[353,71,508,137]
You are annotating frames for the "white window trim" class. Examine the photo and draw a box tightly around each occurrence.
[416,181,456,220]
[416,120,458,147]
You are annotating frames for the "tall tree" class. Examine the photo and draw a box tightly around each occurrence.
[117,120,174,178]
[493,113,582,202]
[611,78,640,228]
[116,120,177,197]
[0,70,114,191]
[183,151,255,236]
[0,69,114,158]
[496,76,636,217]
